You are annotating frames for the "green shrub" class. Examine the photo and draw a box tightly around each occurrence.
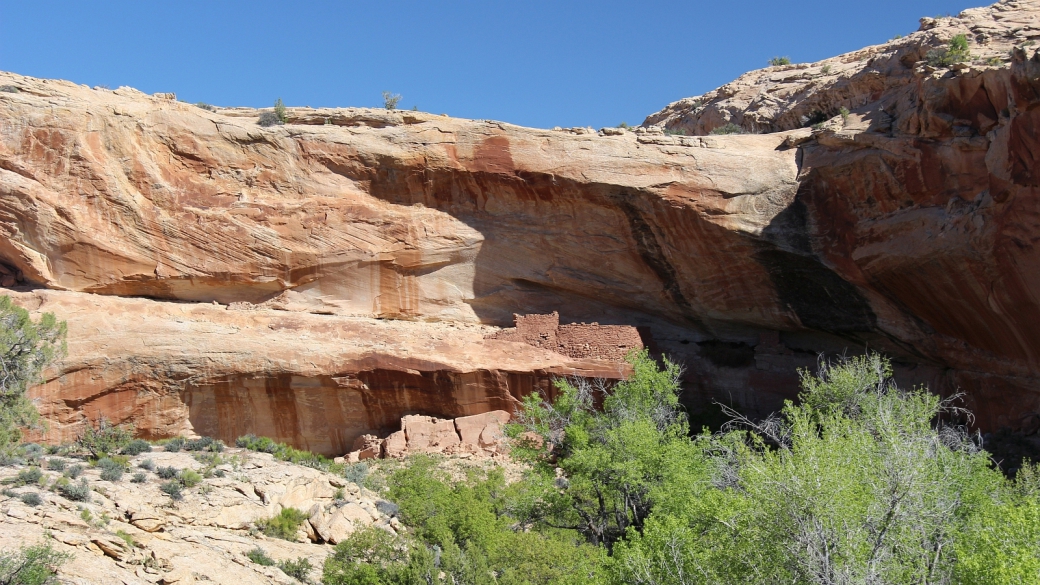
[0,297,67,455]
[130,472,146,483]
[56,478,90,502]
[839,106,850,125]
[382,91,402,110]
[44,458,65,472]
[709,123,744,135]
[278,557,313,582]
[13,467,42,486]
[0,85,19,93]
[163,437,184,452]
[183,437,212,451]
[245,547,275,566]
[138,458,154,471]
[258,112,280,127]
[76,418,132,459]
[235,434,338,472]
[769,56,791,66]
[257,507,309,541]
[63,465,83,480]
[120,439,151,456]
[96,458,125,482]
[18,492,41,507]
[115,530,136,549]
[927,33,971,66]
[155,466,178,479]
[182,436,224,452]
[195,102,216,112]
[343,462,368,486]
[258,98,286,127]
[0,542,71,584]
[160,480,183,501]
[19,444,43,462]
[178,469,202,488]
[821,64,832,74]
[98,467,122,482]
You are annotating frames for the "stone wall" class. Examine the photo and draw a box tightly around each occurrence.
[488,312,646,362]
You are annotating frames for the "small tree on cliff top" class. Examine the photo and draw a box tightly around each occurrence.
[0,296,67,454]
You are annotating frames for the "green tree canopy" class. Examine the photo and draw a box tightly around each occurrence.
[0,296,66,453]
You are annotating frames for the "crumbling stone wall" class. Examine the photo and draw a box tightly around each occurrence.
[487,312,647,362]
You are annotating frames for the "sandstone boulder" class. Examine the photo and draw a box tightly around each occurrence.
[402,415,461,453]
[455,410,511,453]
[351,435,383,460]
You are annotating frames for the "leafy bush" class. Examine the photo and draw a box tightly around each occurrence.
[63,465,83,480]
[382,91,402,110]
[120,439,152,456]
[769,56,791,66]
[183,436,211,451]
[195,102,216,112]
[178,469,202,488]
[258,112,281,127]
[183,436,223,452]
[19,492,41,507]
[56,478,90,502]
[256,507,309,540]
[0,85,19,93]
[709,122,744,135]
[314,351,1040,583]
[138,458,154,471]
[44,458,65,472]
[96,458,125,482]
[131,472,146,483]
[839,106,850,125]
[0,296,67,455]
[163,437,184,452]
[258,98,286,127]
[76,417,132,459]
[343,462,368,486]
[235,434,339,472]
[115,530,136,548]
[0,542,71,584]
[927,33,971,66]
[821,64,832,74]
[155,466,178,479]
[19,443,43,462]
[13,467,42,486]
[245,547,275,566]
[160,480,183,501]
[278,557,313,582]
[375,500,399,517]
[274,98,286,123]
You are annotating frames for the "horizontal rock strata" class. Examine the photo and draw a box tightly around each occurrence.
[13,289,625,455]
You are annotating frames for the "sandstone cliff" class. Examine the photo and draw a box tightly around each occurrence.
[2,0,1039,447]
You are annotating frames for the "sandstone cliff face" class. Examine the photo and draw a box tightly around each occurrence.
[2,0,1039,446]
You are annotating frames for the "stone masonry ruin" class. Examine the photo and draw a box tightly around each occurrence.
[486,312,649,362]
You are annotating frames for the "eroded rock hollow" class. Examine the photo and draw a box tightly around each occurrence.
[2,1,1039,453]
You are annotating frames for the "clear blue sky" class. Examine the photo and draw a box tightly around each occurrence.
[1,0,974,129]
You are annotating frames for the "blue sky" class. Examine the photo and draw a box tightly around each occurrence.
[2,1,974,129]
